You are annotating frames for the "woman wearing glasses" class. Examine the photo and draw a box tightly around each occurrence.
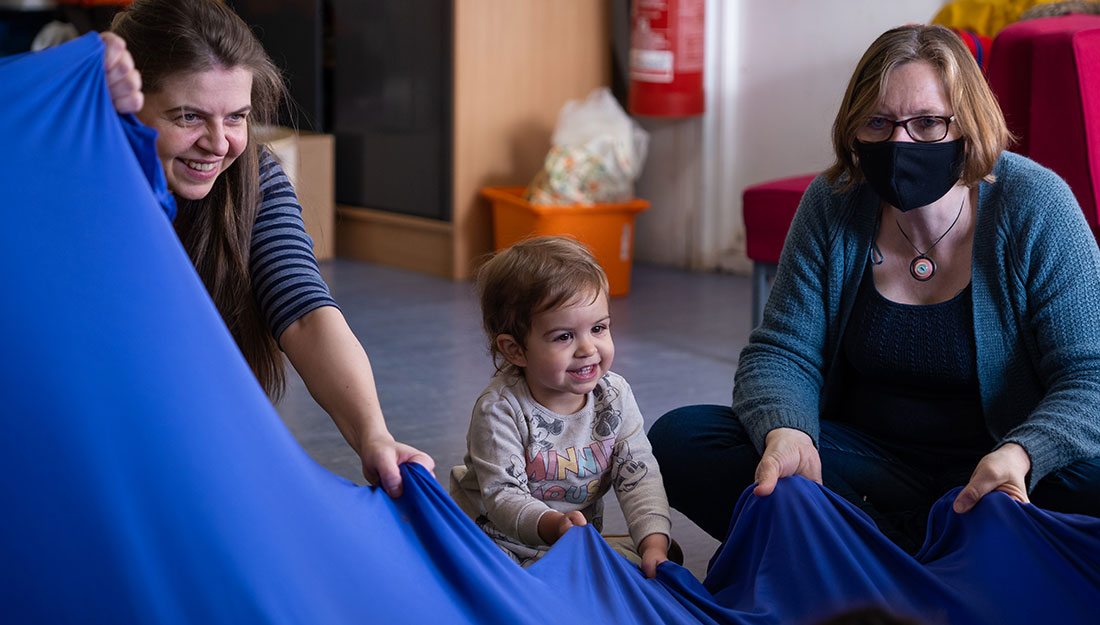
[650,24,1100,552]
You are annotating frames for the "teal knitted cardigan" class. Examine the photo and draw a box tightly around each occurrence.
[734,151,1100,489]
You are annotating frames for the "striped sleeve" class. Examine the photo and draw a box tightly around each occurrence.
[250,149,338,342]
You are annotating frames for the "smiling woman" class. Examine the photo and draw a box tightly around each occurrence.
[112,0,288,396]
[138,66,253,201]
[108,0,434,497]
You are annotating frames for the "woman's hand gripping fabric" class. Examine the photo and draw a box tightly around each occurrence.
[753,427,823,497]
[101,32,143,114]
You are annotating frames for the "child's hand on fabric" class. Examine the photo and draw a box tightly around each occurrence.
[101,32,143,114]
[638,533,669,579]
[538,509,587,544]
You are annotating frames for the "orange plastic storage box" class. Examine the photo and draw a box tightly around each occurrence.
[481,186,650,296]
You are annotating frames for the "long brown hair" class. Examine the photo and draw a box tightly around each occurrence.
[112,0,288,398]
[825,24,1010,191]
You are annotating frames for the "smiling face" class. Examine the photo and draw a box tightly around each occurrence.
[136,66,253,200]
[498,289,614,415]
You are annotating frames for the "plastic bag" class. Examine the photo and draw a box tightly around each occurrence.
[525,87,649,205]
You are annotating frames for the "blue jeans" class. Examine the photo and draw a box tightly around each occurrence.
[649,404,1100,554]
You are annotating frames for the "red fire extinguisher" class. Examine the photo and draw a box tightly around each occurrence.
[628,0,705,117]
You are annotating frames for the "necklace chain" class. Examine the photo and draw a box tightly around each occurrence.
[894,195,965,281]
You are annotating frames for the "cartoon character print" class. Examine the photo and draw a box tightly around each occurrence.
[504,454,527,486]
[593,405,622,439]
[590,374,620,408]
[530,410,564,452]
[591,375,622,439]
[612,440,649,493]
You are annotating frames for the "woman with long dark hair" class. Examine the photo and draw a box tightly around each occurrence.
[104,0,433,496]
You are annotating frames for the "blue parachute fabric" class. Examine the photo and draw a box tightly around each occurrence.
[4,33,1100,625]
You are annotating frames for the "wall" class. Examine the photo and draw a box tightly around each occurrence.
[452,0,610,278]
[633,0,950,271]
[336,0,610,279]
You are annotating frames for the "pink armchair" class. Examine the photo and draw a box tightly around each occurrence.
[743,174,817,328]
[988,14,1100,240]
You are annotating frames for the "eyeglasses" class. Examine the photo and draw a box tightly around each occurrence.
[858,115,955,143]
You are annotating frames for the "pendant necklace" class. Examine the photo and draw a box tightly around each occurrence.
[895,195,965,282]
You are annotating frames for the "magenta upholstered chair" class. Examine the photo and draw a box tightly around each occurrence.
[988,14,1100,242]
[742,173,817,328]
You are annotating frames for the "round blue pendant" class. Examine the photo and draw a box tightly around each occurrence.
[910,255,936,281]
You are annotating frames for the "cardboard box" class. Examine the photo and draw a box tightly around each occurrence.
[257,127,335,260]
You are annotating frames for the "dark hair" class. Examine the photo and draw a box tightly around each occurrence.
[825,24,1010,191]
[112,0,288,398]
[477,236,609,376]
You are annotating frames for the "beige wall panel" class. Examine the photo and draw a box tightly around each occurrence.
[451,0,610,278]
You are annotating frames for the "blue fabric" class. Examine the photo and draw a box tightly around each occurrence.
[5,33,1100,625]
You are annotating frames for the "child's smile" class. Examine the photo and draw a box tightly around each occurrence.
[510,290,614,414]
[568,364,600,381]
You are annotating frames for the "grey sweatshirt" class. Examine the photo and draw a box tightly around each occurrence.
[450,371,671,565]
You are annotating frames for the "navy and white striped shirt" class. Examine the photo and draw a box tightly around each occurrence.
[251,150,338,341]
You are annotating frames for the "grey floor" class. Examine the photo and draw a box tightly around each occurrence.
[275,258,753,580]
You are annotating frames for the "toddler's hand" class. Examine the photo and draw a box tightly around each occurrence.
[538,509,587,544]
[638,533,669,579]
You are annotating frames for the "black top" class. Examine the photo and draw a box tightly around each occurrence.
[835,262,993,466]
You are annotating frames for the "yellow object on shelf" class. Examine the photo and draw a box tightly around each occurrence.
[481,186,650,297]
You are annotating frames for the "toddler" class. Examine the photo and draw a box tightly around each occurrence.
[450,236,672,578]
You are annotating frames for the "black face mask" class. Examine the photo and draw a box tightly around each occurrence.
[855,138,965,211]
